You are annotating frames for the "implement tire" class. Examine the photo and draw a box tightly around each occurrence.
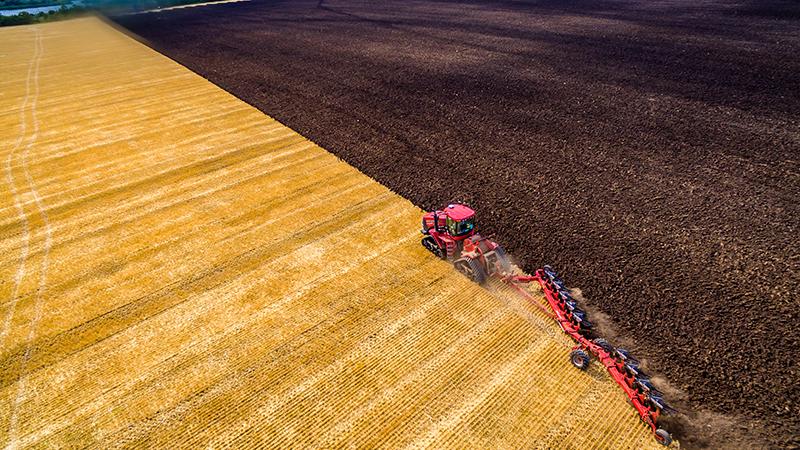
[570,349,590,370]
[655,429,672,446]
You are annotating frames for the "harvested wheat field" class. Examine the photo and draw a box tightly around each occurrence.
[0,18,671,449]
[115,2,800,446]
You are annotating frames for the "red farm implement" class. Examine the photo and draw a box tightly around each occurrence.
[421,203,675,446]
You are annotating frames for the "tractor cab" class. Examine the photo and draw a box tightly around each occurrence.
[445,206,475,238]
[422,203,477,241]
[446,215,475,237]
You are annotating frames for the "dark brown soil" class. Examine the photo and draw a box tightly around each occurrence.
[114,1,800,447]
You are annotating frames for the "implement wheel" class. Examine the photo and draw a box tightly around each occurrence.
[454,258,487,285]
[570,349,590,370]
[655,429,672,446]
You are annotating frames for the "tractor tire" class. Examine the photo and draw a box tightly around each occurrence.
[455,258,487,285]
[493,246,513,274]
[421,236,445,259]
[655,429,672,446]
[570,349,590,370]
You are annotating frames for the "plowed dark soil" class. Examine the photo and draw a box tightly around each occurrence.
[114,0,799,447]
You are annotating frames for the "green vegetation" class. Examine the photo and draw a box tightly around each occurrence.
[0,0,214,26]
[0,7,87,26]
[0,0,67,10]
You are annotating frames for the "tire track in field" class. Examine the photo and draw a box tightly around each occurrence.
[7,29,52,450]
[5,185,402,447]
[0,101,265,210]
[0,130,306,240]
[0,157,351,316]
[0,18,669,449]
[0,155,350,315]
[1,31,39,447]
[10,195,400,426]
[0,173,372,391]
[0,28,37,359]
[0,135,313,304]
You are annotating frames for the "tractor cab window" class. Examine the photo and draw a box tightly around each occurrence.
[446,216,475,236]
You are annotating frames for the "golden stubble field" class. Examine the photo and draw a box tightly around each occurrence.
[0,17,671,449]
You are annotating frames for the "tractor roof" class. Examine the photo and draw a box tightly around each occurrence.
[445,204,475,220]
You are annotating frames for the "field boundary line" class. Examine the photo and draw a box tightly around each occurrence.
[11,199,405,447]
[117,0,251,16]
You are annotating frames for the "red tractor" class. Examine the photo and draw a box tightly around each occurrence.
[421,203,512,284]
[420,204,675,446]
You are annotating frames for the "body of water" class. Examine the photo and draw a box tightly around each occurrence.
[0,3,70,16]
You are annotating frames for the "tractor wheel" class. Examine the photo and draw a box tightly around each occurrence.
[570,349,590,370]
[654,429,672,446]
[421,236,445,259]
[493,246,513,274]
[455,258,487,285]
